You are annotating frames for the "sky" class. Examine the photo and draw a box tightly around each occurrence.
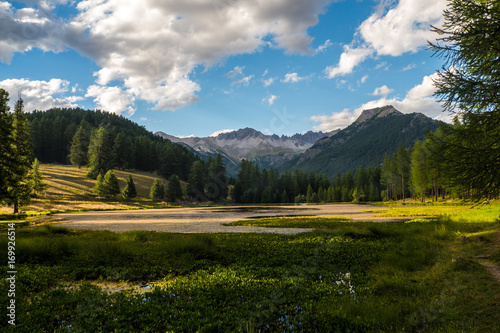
[0,0,451,137]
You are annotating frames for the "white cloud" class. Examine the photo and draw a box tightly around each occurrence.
[262,77,274,87]
[324,46,373,78]
[0,2,66,64]
[325,0,447,78]
[210,129,236,137]
[282,72,306,83]
[85,85,135,116]
[262,69,268,77]
[315,39,332,53]
[227,66,245,79]
[263,94,278,106]
[402,63,416,71]
[371,85,394,96]
[311,72,449,131]
[360,75,368,84]
[1,0,332,112]
[0,78,82,110]
[67,0,331,111]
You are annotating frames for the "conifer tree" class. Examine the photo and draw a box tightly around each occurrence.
[102,170,120,198]
[87,126,114,179]
[0,89,14,201]
[6,98,33,213]
[187,161,205,200]
[165,174,183,202]
[149,179,165,201]
[93,174,105,197]
[69,125,89,168]
[122,175,137,200]
[29,158,48,197]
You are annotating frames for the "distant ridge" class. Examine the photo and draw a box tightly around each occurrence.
[155,128,336,177]
[280,105,445,177]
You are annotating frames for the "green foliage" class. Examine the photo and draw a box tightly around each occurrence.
[102,170,121,198]
[429,0,500,201]
[3,98,34,213]
[69,125,89,168]
[122,175,137,200]
[3,214,499,332]
[28,158,48,197]
[92,174,105,197]
[149,178,164,201]
[87,126,114,179]
[0,89,14,201]
[187,161,205,200]
[165,174,182,202]
[284,107,443,178]
[26,108,197,181]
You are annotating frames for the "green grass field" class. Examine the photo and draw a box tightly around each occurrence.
[1,164,499,331]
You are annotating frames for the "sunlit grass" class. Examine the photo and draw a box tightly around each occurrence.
[364,203,500,223]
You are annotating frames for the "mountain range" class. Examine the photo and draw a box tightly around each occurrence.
[155,128,336,177]
[156,105,445,178]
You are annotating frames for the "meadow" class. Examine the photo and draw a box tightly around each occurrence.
[1,203,499,332]
[1,165,499,331]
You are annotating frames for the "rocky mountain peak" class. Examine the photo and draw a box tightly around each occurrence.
[354,105,402,125]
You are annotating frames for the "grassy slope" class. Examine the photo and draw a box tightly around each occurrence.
[0,164,186,215]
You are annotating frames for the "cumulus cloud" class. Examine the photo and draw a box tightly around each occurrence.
[311,72,449,131]
[325,0,447,78]
[282,72,306,83]
[1,0,332,113]
[324,45,373,78]
[67,0,331,111]
[85,85,135,116]
[263,94,278,106]
[371,85,394,96]
[0,1,66,63]
[0,78,82,110]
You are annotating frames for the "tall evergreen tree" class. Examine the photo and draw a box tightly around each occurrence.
[87,126,114,179]
[69,125,90,168]
[430,0,500,200]
[93,174,105,197]
[207,154,228,200]
[165,174,183,202]
[149,179,165,201]
[113,132,130,170]
[122,175,137,200]
[187,161,205,200]
[102,170,121,198]
[6,98,33,213]
[29,158,48,197]
[0,89,14,201]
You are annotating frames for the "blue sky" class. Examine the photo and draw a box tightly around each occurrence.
[0,0,450,137]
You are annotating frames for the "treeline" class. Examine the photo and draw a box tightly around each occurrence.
[27,108,197,181]
[232,160,383,204]
[381,125,499,202]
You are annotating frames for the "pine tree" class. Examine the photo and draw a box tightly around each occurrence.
[0,89,14,201]
[93,174,105,197]
[430,0,500,200]
[29,158,48,197]
[207,154,228,200]
[102,170,121,198]
[87,126,114,179]
[410,141,429,202]
[187,161,205,200]
[69,125,89,168]
[306,184,315,203]
[6,98,33,213]
[165,174,183,202]
[122,175,137,200]
[113,132,130,170]
[149,179,165,201]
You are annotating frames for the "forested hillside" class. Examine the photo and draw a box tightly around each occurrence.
[284,106,444,177]
[27,108,198,181]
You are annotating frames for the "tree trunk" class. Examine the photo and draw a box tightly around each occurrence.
[13,202,18,214]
